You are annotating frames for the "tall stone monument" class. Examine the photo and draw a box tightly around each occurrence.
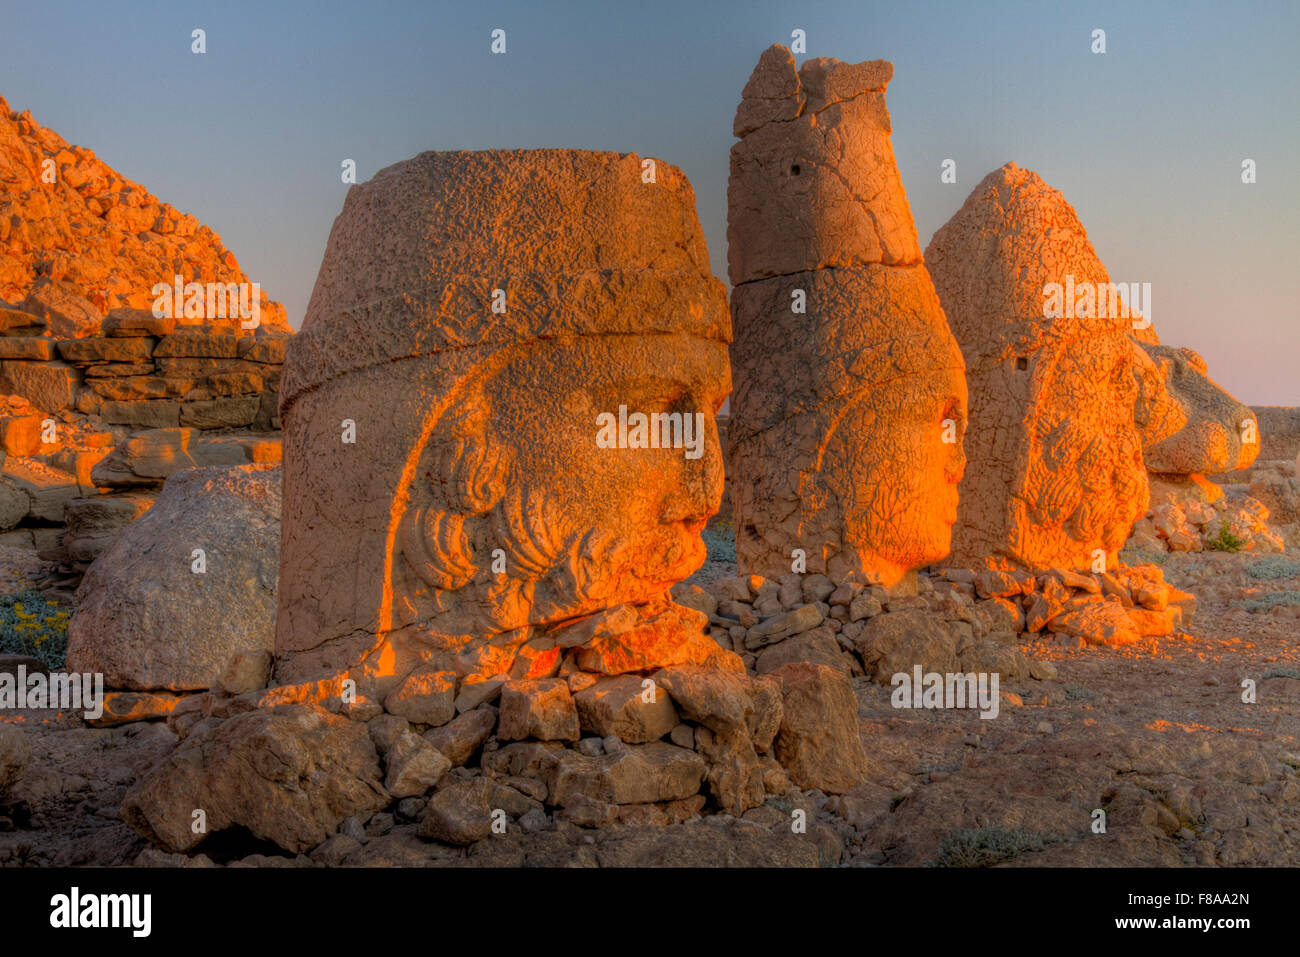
[726,45,968,588]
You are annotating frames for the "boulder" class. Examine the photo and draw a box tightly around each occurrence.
[62,493,155,564]
[0,305,47,337]
[383,667,456,726]
[383,730,451,798]
[0,479,28,530]
[1,457,80,521]
[120,704,389,853]
[1050,601,1141,646]
[0,360,79,411]
[17,278,101,338]
[655,665,782,748]
[574,603,741,675]
[423,708,496,766]
[755,629,853,675]
[573,674,679,743]
[498,678,580,742]
[546,741,707,807]
[66,464,280,691]
[856,609,961,682]
[418,777,497,845]
[770,661,869,794]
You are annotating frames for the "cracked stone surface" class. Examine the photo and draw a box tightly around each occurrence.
[276,149,739,690]
[726,45,967,587]
[926,162,1149,572]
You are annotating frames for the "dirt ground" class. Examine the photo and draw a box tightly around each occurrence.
[1,547,1297,868]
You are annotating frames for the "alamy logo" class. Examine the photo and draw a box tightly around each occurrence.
[151,275,261,329]
[0,665,104,720]
[49,887,151,937]
[595,404,707,460]
[1042,274,1151,328]
[891,666,1000,719]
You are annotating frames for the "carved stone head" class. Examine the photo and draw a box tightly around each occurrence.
[727,46,968,586]
[926,163,1149,571]
[1132,339,1258,476]
[276,150,731,687]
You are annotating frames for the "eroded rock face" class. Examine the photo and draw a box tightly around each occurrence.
[0,97,288,332]
[66,464,280,691]
[277,149,736,689]
[727,45,967,587]
[926,162,1148,571]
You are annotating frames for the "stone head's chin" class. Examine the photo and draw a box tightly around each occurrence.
[521,519,707,627]
[611,520,708,593]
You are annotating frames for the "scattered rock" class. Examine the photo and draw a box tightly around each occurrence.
[120,704,389,854]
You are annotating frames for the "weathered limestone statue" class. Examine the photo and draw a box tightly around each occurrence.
[926,162,1150,571]
[277,150,738,690]
[726,45,968,588]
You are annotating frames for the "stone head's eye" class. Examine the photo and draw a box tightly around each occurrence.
[1015,356,1028,371]
[790,164,801,175]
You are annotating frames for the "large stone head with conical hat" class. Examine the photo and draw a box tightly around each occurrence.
[926,162,1149,570]
[726,45,968,587]
[277,150,734,687]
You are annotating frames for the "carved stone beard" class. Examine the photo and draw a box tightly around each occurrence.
[397,469,704,639]
[1013,346,1147,562]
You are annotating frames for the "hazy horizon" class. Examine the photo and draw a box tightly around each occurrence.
[5,0,1296,404]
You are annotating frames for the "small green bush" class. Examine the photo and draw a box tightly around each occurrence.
[932,827,1063,867]
[0,590,70,670]
[1205,522,1247,553]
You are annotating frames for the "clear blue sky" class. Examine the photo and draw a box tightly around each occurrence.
[5,0,1297,403]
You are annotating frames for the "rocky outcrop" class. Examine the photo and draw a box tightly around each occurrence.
[726,45,967,588]
[1249,407,1300,463]
[926,162,1148,572]
[0,99,292,590]
[66,464,280,690]
[0,96,288,331]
